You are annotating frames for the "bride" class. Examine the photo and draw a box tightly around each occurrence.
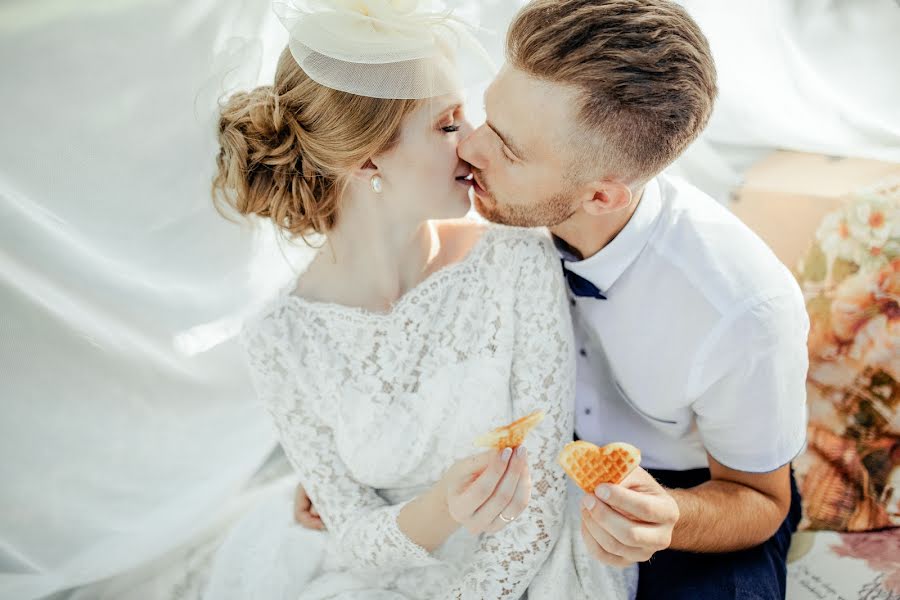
[202,1,633,598]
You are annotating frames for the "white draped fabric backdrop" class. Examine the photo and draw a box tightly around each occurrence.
[1,1,897,598]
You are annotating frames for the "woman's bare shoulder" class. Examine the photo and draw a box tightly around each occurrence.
[433,218,488,262]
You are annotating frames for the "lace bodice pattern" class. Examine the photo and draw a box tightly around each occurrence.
[239,225,578,599]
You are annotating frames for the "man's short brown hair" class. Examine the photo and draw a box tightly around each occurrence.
[507,0,717,185]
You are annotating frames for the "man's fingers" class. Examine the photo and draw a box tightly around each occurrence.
[581,507,648,562]
[619,465,657,487]
[580,520,633,568]
[296,512,325,530]
[579,469,677,562]
[294,484,327,530]
[585,495,659,550]
[294,486,311,525]
[298,515,319,527]
[595,480,676,525]
[295,484,310,509]
[295,509,313,524]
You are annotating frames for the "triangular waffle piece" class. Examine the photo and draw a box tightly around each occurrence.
[558,441,641,493]
[473,409,546,449]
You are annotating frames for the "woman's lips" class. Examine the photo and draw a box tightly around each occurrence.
[455,173,474,187]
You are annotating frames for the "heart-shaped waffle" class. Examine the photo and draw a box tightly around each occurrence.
[473,409,546,449]
[558,441,641,493]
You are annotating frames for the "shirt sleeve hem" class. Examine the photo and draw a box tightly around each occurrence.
[705,430,808,474]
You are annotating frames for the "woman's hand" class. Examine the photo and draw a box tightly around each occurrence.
[295,446,533,544]
[440,446,532,535]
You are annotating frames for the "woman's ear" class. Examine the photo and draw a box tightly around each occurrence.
[349,158,379,183]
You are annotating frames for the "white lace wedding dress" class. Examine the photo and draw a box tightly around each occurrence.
[202,225,636,600]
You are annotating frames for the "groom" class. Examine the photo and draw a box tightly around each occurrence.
[296,0,808,598]
[457,0,807,598]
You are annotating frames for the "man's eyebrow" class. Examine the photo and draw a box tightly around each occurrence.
[486,120,525,159]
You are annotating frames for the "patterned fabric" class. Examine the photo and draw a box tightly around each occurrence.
[793,180,900,532]
[787,529,900,599]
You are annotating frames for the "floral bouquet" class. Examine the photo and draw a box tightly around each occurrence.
[793,177,900,531]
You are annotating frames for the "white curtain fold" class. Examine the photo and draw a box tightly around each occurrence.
[0,2,302,599]
[680,0,900,163]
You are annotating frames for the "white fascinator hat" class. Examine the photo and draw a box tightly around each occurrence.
[273,0,495,99]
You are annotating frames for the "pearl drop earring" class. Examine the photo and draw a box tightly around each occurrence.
[370,174,383,194]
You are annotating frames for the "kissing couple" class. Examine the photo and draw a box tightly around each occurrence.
[203,1,808,599]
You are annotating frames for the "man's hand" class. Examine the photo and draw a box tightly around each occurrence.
[294,483,325,530]
[579,466,679,567]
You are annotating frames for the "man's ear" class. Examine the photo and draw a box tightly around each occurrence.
[580,180,633,216]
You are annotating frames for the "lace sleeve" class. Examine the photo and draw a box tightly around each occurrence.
[442,232,576,599]
[239,311,442,578]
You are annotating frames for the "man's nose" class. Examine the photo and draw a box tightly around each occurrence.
[458,123,486,168]
[458,116,475,139]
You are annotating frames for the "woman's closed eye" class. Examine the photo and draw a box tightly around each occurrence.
[440,107,464,134]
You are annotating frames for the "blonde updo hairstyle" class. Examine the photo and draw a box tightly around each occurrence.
[212,47,420,239]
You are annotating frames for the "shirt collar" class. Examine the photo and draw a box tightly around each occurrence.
[555,177,662,293]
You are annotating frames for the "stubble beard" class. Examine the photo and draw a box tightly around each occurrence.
[474,187,577,228]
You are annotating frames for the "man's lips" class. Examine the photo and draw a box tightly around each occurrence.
[471,173,487,196]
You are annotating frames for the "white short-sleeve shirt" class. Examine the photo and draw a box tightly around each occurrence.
[559,175,810,473]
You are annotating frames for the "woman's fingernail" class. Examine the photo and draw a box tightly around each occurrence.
[501,447,512,461]
[517,446,527,458]
[583,495,597,510]
[595,485,610,500]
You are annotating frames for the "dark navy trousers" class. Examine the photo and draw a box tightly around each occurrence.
[636,467,802,600]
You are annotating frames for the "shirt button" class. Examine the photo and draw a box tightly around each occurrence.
[579,349,587,357]
[584,408,592,415]
[570,299,576,307]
